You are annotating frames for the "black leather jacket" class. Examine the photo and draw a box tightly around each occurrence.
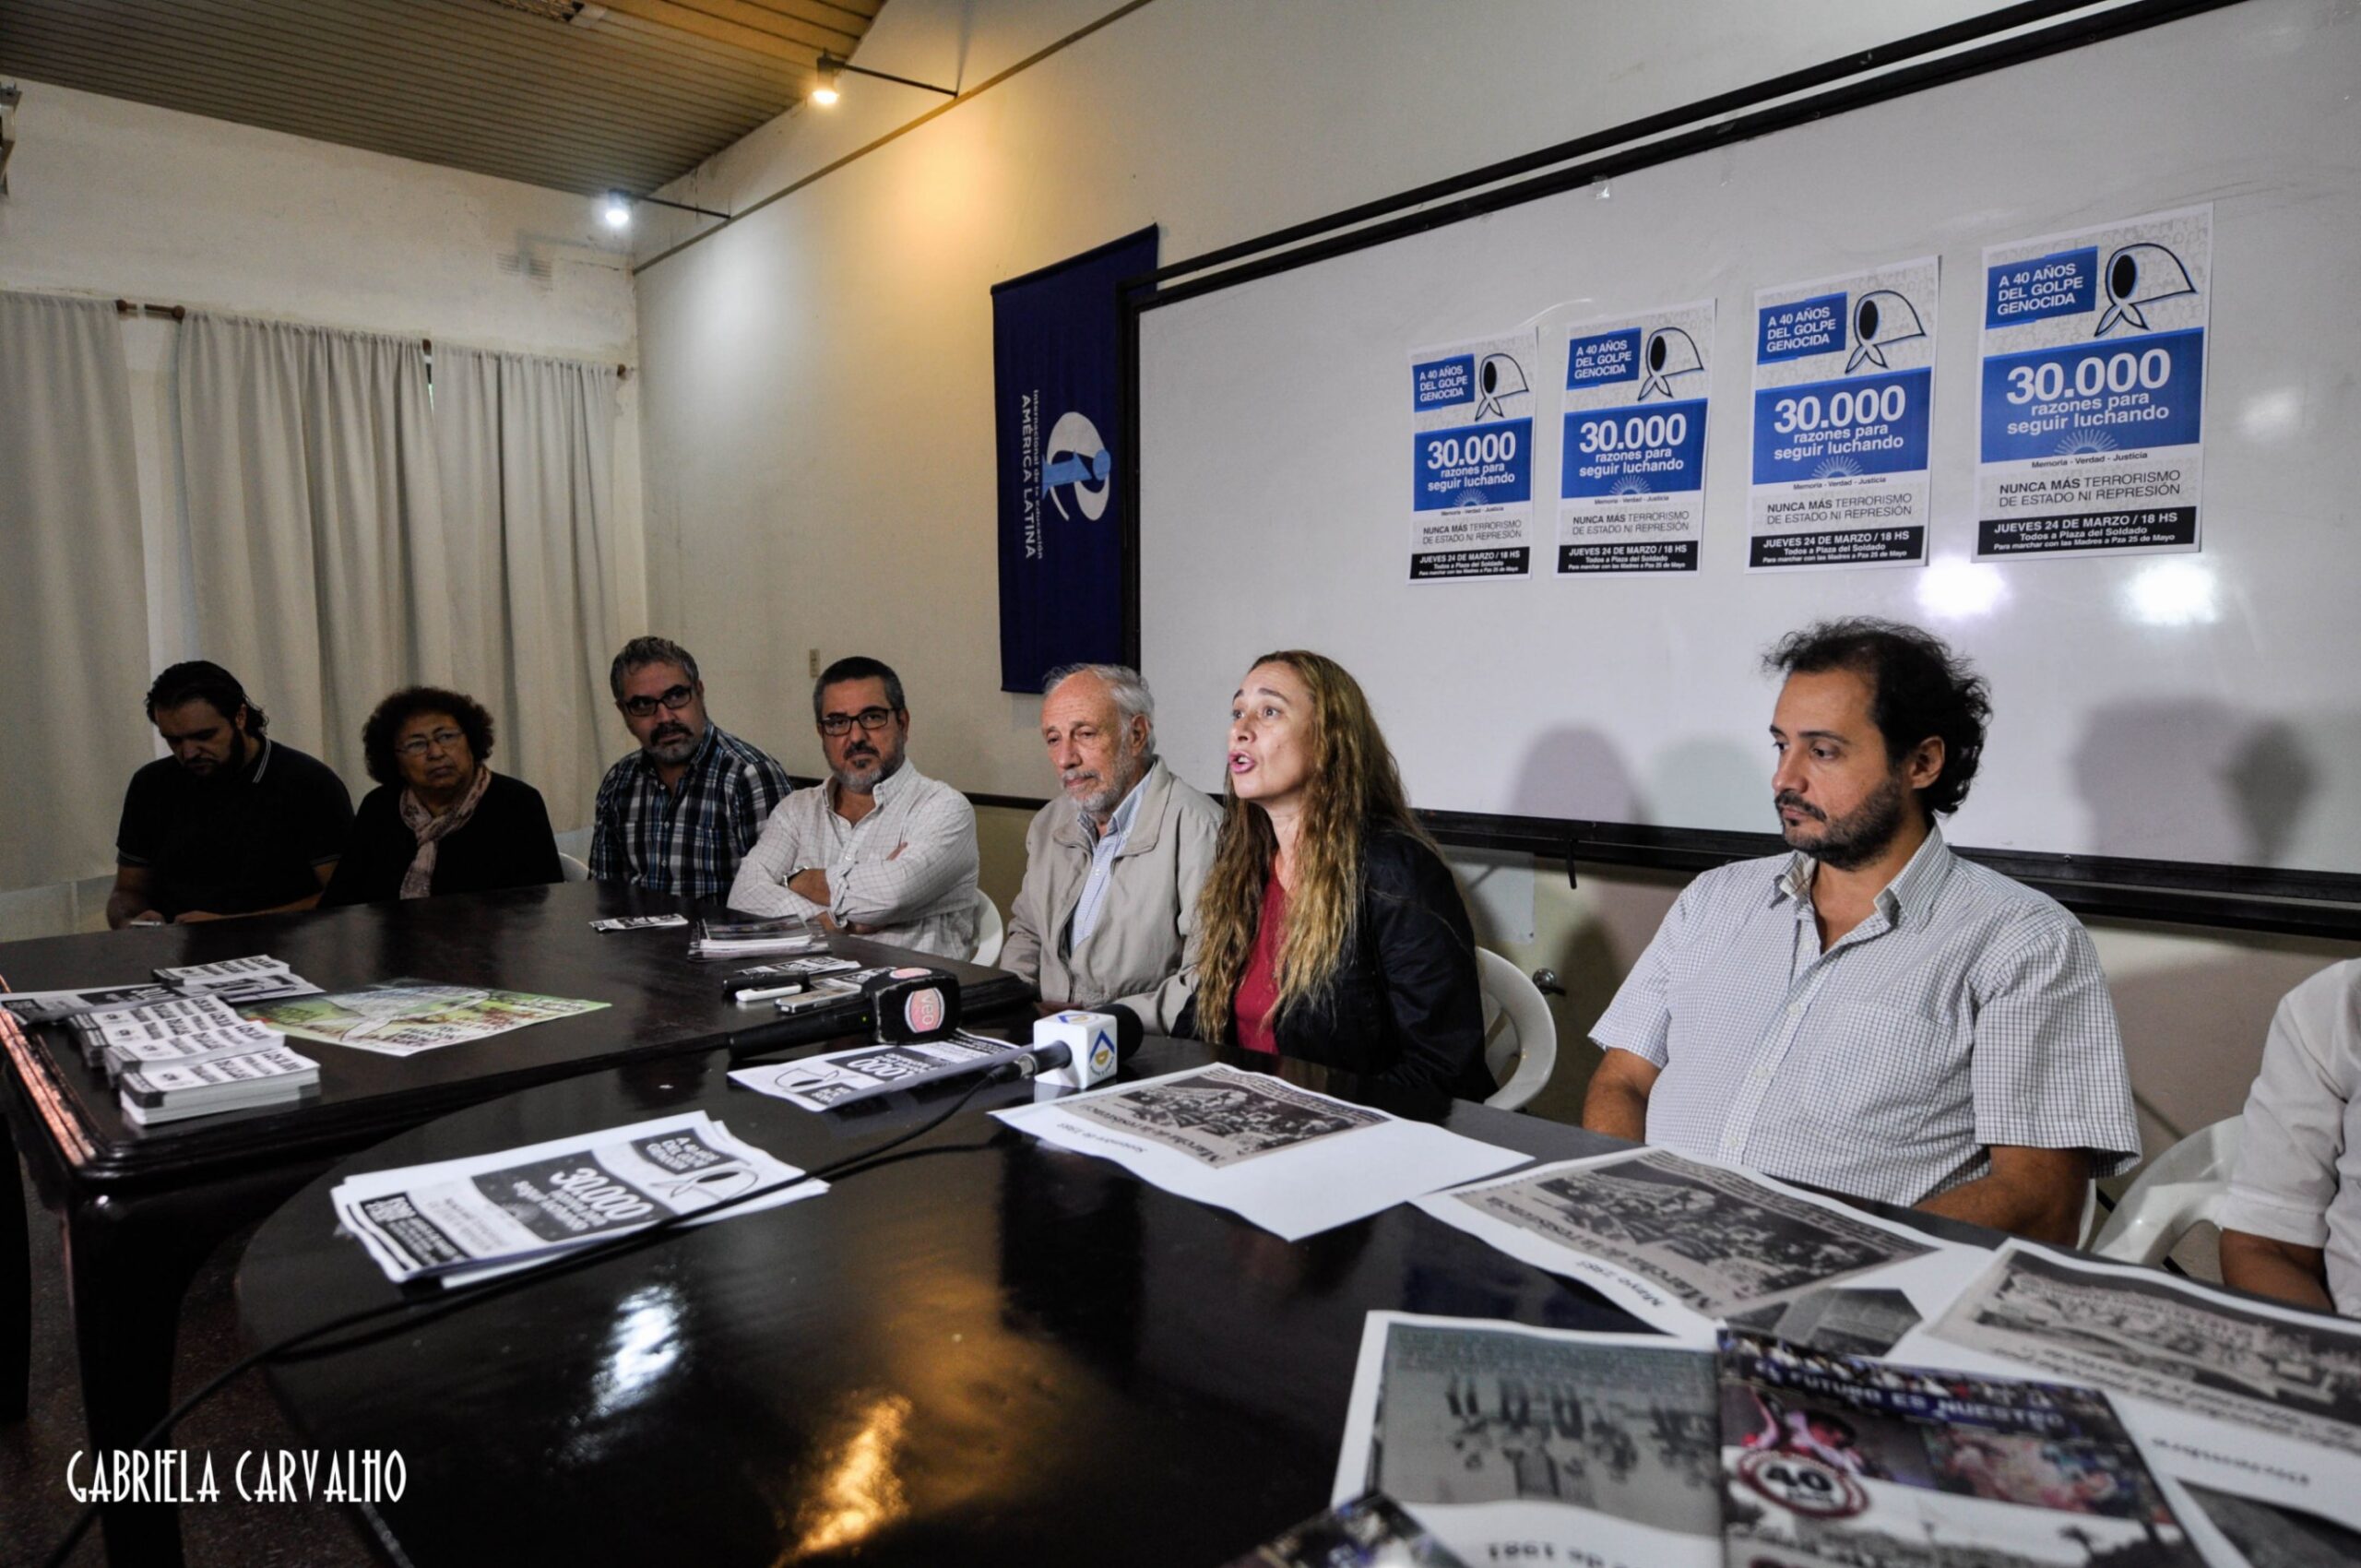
[1162,828,1492,1100]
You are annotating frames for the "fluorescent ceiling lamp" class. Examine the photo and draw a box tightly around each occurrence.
[601,191,632,229]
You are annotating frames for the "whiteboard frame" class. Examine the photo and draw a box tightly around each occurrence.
[1118,0,2361,937]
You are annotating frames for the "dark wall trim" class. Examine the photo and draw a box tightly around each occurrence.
[1110,0,2358,940]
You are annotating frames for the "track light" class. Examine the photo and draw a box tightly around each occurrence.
[593,188,730,232]
[810,51,958,105]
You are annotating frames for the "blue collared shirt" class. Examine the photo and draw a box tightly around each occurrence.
[1068,775,1148,950]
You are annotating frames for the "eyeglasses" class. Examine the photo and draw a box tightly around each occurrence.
[620,684,696,719]
[818,707,898,737]
[396,728,466,757]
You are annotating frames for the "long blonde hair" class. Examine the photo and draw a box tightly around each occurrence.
[1193,650,1430,1042]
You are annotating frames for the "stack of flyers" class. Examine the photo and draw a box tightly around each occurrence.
[70,995,292,1081]
[688,916,822,959]
[118,1044,320,1126]
[152,956,322,1005]
[587,915,690,933]
[153,955,291,987]
[0,984,184,1027]
[69,993,246,1064]
[101,1021,288,1082]
[329,1111,824,1287]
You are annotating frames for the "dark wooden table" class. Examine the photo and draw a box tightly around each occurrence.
[0,879,1030,1566]
[228,1043,1680,1566]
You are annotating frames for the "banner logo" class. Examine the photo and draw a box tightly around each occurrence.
[1040,410,1113,522]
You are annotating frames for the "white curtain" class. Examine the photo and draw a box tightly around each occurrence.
[175,315,452,786]
[433,346,622,831]
[0,292,157,888]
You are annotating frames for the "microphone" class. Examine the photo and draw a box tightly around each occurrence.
[1014,1009,1141,1089]
[723,968,961,1058]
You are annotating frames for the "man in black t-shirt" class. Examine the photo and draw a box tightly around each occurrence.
[108,662,354,926]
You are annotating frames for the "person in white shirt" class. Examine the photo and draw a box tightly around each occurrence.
[727,656,979,957]
[2220,959,2361,1316]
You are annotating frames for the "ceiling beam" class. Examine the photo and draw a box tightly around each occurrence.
[596,0,851,60]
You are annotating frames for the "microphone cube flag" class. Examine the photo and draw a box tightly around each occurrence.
[1031,1011,1120,1090]
[864,968,962,1043]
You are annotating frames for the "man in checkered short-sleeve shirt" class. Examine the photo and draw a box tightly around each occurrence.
[589,636,792,901]
[1584,619,2139,1243]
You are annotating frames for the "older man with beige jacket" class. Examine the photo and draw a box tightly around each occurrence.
[1002,664,1220,1028]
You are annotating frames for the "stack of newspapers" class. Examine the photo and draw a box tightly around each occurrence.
[79,994,319,1124]
[688,916,824,960]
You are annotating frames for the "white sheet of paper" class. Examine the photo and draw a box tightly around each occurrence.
[991,1063,1528,1241]
[1897,1240,2361,1533]
[330,1111,825,1289]
[1332,1313,1721,1568]
[1414,1147,1991,1346]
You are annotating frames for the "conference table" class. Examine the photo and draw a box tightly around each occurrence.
[232,1038,2006,1567]
[0,880,1031,1566]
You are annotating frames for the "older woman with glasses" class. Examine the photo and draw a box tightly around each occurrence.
[322,686,563,905]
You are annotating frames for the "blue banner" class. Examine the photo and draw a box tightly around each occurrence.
[1412,419,1534,512]
[1977,327,2204,463]
[1756,291,1847,362]
[1984,245,2097,329]
[993,226,1158,694]
[1560,399,1707,498]
[1750,369,1932,483]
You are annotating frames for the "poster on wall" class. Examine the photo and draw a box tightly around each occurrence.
[992,224,1159,693]
[1747,258,1939,570]
[1548,302,1714,573]
[1975,206,2211,560]
[1409,330,1537,580]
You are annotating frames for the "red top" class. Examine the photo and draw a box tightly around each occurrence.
[1233,871,1287,1055]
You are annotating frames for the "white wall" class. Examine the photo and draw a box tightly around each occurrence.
[0,79,645,936]
[632,0,2361,1152]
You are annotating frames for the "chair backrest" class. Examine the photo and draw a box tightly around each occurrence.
[557,852,591,885]
[968,888,1006,968]
[2090,1116,2245,1267]
[1475,948,1557,1111]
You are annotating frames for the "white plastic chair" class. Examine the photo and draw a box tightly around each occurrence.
[2091,1117,2244,1266]
[967,888,1006,968]
[558,852,591,884]
[1477,948,1556,1111]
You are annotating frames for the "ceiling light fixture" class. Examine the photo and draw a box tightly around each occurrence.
[598,189,730,232]
[809,52,958,106]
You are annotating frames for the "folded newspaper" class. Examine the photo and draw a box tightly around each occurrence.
[1331,1313,2213,1568]
[1332,1313,1723,1568]
[991,1063,1527,1241]
[1222,1491,1468,1568]
[330,1111,824,1286]
[1898,1240,2361,1532]
[1716,1329,2206,1567]
[1413,1148,1988,1345]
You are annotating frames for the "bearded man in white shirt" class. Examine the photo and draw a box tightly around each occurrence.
[728,656,979,957]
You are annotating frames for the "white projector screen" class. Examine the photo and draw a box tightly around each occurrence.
[1137,0,2361,884]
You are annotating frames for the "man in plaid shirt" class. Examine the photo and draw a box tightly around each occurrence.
[588,636,792,901]
[1584,619,2139,1243]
